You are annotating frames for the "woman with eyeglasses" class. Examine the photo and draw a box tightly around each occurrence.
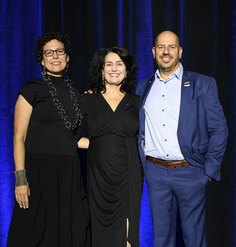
[7,32,90,247]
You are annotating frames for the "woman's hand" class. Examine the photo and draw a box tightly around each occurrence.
[15,184,30,209]
[77,137,90,149]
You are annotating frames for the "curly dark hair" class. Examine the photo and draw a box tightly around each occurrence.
[89,47,136,94]
[35,32,71,64]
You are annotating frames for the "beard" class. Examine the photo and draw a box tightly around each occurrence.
[157,57,179,73]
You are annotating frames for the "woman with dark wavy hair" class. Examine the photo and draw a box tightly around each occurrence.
[78,47,142,247]
[7,32,90,247]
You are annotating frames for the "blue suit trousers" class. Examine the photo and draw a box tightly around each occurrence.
[144,161,208,247]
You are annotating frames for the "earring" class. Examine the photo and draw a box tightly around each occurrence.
[64,65,69,78]
[102,74,105,85]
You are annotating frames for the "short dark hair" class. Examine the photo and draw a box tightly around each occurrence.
[89,47,136,94]
[35,32,71,63]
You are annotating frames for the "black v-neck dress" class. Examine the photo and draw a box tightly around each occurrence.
[7,76,90,247]
[80,93,142,247]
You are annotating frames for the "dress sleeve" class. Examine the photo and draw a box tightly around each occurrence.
[19,82,38,106]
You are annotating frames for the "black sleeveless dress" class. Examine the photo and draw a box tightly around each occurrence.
[80,93,142,247]
[7,76,90,247]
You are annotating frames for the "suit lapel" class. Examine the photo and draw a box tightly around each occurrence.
[178,70,192,129]
[140,76,155,109]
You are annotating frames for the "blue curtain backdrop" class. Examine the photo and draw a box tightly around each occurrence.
[0,1,42,246]
[0,0,234,247]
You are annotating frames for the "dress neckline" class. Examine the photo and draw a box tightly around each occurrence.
[99,93,128,113]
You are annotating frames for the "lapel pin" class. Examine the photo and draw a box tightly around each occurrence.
[184,81,190,87]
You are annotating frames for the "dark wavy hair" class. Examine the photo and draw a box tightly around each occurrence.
[35,32,71,64]
[89,47,136,94]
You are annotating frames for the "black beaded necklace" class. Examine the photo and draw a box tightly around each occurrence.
[42,74,82,130]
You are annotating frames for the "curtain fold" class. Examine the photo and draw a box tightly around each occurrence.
[0,1,42,246]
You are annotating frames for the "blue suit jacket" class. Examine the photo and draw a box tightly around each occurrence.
[136,70,228,181]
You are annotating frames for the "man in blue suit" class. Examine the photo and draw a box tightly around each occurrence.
[136,30,228,247]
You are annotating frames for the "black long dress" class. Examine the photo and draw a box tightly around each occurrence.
[7,76,90,247]
[80,93,142,247]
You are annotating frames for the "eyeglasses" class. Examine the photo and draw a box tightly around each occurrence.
[43,48,66,57]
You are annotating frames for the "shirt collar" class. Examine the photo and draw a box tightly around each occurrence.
[155,63,183,81]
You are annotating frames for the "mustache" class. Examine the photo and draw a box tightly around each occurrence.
[161,54,172,57]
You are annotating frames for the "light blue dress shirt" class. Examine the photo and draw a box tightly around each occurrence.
[144,64,185,161]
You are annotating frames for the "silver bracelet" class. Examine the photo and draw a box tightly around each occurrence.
[14,169,28,186]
